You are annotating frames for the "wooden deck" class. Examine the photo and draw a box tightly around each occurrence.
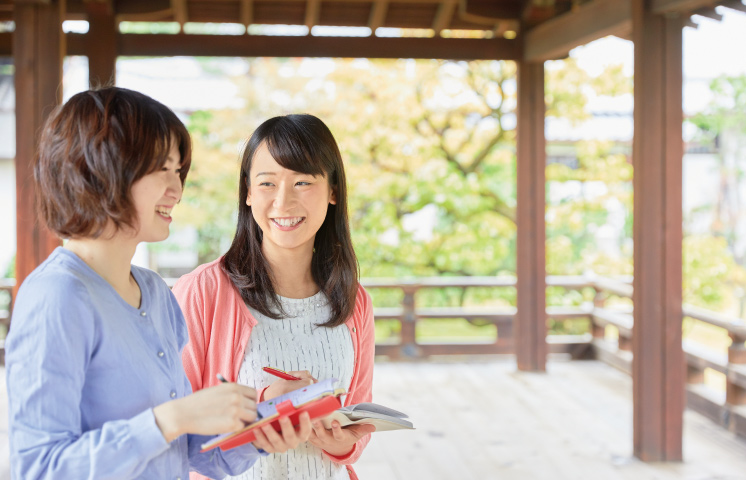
[1,359,745,479]
[354,359,746,480]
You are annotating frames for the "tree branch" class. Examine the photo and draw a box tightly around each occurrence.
[481,188,517,224]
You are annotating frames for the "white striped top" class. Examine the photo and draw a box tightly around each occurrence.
[229,291,355,480]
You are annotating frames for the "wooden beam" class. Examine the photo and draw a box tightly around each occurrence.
[523,0,631,62]
[305,0,320,29]
[522,0,556,24]
[240,0,253,27]
[493,21,510,38]
[0,32,10,56]
[459,0,523,19]
[86,0,117,87]
[632,0,684,462]
[651,0,719,14]
[94,0,170,15]
[494,20,519,38]
[457,0,501,29]
[721,0,746,13]
[171,0,187,28]
[368,0,388,31]
[692,7,723,20]
[14,0,64,300]
[432,0,457,35]
[115,8,172,23]
[65,33,522,60]
[515,60,547,372]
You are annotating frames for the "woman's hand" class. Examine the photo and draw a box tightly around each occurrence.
[263,370,316,401]
[153,383,258,443]
[252,412,314,453]
[308,420,376,457]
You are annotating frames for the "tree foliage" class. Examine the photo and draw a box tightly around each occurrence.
[691,75,746,138]
[172,57,633,295]
[686,74,746,313]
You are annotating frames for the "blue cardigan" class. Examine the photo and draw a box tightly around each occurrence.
[6,247,263,479]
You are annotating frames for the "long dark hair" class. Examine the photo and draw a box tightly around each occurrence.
[221,114,358,328]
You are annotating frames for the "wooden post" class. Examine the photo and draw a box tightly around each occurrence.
[631,0,684,462]
[86,0,117,87]
[726,332,746,416]
[591,289,606,340]
[496,320,513,349]
[728,332,746,364]
[516,61,547,372]
[399,285,421,358]
[14,0,65,300]
[686,365,704,385]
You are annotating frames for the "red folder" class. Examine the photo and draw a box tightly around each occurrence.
[201,388,343,452]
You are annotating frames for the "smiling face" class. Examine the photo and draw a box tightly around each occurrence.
[247,142,336,258]
[128,141,183,243]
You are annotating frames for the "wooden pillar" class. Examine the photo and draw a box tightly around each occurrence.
[399,285,421,358]
[516,61,547,372]
[631,0,684,462]
[86,0,117,87]
[14,0,65,298]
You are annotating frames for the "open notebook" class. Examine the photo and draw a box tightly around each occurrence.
[201,378,345,451]
[201,379,414,451]
[321,402,415,432]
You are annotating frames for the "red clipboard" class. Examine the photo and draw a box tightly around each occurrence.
[201,386,343,452]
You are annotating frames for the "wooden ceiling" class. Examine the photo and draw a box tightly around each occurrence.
[0,0,576,33]
[2,0,745,61]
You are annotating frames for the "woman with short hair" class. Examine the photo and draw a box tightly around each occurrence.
[6,87,312,480]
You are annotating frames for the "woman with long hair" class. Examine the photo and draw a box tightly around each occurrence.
[173,114,376,480]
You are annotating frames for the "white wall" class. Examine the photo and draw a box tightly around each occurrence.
[0,158,15,277]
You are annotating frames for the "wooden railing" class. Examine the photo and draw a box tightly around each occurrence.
[1,274,744,437]
[586,277,746,438]
[364,275,593,359]
[363,275,746,437]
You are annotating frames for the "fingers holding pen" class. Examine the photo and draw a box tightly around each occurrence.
[193,382,259,431]
[214,374,259,424]
[287,370,317,384]
[154,381,259,440]
[211,382,259,425]
[264,370,317,401]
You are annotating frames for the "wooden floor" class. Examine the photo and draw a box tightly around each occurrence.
[353,359,746,480]
[1,359,746,480]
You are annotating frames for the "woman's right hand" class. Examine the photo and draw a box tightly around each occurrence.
[252,412,314,453]
[263,370,316,401]
[153,383,258,443]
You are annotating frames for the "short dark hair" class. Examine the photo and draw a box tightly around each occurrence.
[222,114,359,328]
[34,87,192,239]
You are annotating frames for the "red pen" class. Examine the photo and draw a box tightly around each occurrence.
[263,366,302,381]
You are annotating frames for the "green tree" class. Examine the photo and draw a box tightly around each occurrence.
[167,57,632,315]
[687,74,746,313]
[544,57,633,279]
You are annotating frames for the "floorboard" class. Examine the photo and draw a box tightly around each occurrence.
[1,360,745,480]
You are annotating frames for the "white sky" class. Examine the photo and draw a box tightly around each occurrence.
[59,8,746,115]
[570,7,746,113]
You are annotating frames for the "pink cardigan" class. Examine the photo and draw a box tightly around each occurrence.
[172,258,374,479]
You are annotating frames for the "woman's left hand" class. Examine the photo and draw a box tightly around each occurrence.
[308,420,376,457]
